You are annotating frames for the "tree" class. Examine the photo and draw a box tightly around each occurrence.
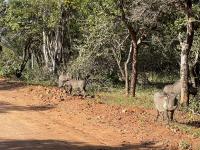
[113,0,167,96]
[175,0,195,106]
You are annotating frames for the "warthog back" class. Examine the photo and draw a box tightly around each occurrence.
[67,80,86,89]
[163,80,181,95]
[163,80,198,97]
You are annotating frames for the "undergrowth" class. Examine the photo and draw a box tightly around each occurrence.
[95,86,156,108]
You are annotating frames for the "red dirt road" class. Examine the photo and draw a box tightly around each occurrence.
[0,78,199,150]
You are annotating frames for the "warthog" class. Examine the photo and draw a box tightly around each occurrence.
[63,79,86,97]
[154,92,178,122]
[163,80,197,97]
[58,73,89,97]
[58,73,71,88]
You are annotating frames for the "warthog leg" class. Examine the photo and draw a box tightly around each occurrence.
[164,110,169,124]
[81,88,86,98]
[170,110,175,121]
[155,110,160,122]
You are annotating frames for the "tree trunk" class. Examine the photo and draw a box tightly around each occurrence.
[180,46,189,106]
[124,42,133,96]
[130,40,138,97]
[180,0,194,106]
[111,47,125,81]
[16,39,32,78]
[42,30,49,69]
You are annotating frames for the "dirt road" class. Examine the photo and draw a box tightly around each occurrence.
[0,78,199,150]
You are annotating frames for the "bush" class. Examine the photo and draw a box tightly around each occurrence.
[189,96,200,115]
[0,48,20,77]
[23,67,57,86]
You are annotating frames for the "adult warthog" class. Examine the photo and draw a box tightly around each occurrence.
[154,91,178,122]
[63,79,86,97]
[58,74,89,97]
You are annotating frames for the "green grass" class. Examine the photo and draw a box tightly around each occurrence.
[95,86,157,108]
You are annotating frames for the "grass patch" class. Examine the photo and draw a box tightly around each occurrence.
[95,85,157,108]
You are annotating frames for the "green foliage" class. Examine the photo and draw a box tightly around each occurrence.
[23,67,57,86]
[189,96,200,115]
[0,48,20,77]
[66,0,121,82]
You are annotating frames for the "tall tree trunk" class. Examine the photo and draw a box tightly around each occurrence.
[179,0,194,106]
[130,39,138,97]
[52,27,59,74]
[119,0,138,97]
[180,45,189,106]
[124,42,133,95]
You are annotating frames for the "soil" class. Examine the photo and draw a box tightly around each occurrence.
[0,78,199,150]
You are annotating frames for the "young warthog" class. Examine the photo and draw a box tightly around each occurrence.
[63,79,86,97]
[163,80,197,97]
[154,92,178,122]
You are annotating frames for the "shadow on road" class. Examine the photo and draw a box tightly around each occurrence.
[0,101,54,113]
[0,79,25,91]
[0,139,166,150]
